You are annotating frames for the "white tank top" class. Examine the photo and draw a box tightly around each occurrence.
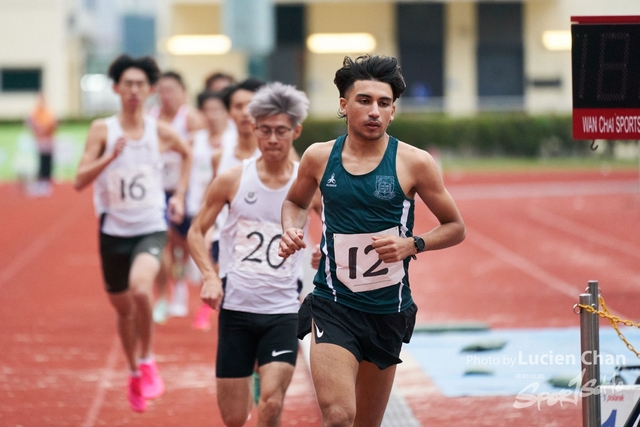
[219,158,304,314]
[93,115,167,237]
[148,105,189,191]
[185,129,215,217]
[212,144,262,241]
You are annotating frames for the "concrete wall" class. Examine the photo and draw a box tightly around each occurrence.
[0,0,72,118]
[444,1,477,116]
[159,2,246,101]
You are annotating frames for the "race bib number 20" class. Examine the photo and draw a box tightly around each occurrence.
[334,227,406,293]
[234,219,293,277]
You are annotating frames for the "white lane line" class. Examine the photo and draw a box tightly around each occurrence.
[527,207,640,260]
[467,227,629,318]
[448,180,638,200]
[0,200,86,289]
[82,336,120,427]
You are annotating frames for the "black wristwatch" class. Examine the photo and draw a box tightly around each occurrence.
[413,236,426,253]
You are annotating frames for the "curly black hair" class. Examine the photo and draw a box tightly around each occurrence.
[107,54,161,85]
[334,54,406,102]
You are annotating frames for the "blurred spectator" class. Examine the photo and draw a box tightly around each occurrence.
[26,93,57,196]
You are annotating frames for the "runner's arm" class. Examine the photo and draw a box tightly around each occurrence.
[158,121,192,223]
[372,147,465,262]
[187,167,241,310]
[280,144,325,258]
[73,119,115,191]
[210,148,222,177]
[186,107,206,133]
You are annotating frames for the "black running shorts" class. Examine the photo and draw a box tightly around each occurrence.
[216,307,298,378]
[99,231,167,294]
[297,293,418,370]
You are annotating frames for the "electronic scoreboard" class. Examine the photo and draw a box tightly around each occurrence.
[572,16,640,140]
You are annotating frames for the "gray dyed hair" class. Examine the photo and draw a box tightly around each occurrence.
[247,82,310,127]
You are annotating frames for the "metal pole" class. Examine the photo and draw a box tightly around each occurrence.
[588,281,601,409]
[580,292,601,427]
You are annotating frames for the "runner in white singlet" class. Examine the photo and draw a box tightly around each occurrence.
[188,82,311,427]
[149,71,205,323]
[191,79,265,330]
[73,55,192,413]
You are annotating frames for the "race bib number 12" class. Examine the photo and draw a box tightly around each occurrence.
[334,227,406,293]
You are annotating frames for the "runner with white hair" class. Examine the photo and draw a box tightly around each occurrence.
[188,82,311,426]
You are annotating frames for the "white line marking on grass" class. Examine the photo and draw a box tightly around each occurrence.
[82,336,119,427]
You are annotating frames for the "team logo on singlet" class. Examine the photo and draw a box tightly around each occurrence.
[325,173,337,188]
[374,175,395,200]
[244,191,258,204]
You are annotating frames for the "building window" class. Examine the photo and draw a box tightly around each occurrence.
[268,4,306,88]
[0,68,42,92]
[123,15,156,57]
[477,2,524,109]
[397,3,444,110]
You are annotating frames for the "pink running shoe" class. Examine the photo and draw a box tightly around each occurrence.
[139,360,165,399]
[127,376,146,413]
[192,303,213,330]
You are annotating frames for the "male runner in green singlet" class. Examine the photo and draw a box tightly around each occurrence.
[279,54,466,427]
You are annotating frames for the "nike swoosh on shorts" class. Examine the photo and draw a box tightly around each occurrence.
[314,323,324,338]
[271,349,294,357]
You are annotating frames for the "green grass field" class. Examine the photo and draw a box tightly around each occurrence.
[0,123,636,182]
[0,123,89,181]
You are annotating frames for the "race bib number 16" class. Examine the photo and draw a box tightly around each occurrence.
[334,227,406,293]
[107,166,157,210]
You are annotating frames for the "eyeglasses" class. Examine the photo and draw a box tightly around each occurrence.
[255,125,292,139]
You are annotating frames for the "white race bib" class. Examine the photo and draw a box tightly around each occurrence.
[161,151,182,190]
[334,227,405,293]
[233,219,293,277]
[107,166,159,210]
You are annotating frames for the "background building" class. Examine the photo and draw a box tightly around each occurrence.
[1,0,640,119]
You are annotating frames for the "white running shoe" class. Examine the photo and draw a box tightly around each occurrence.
[168,281,188,317]
[153,298,169,324]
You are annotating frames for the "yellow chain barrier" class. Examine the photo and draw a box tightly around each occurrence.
[578,295,640,360]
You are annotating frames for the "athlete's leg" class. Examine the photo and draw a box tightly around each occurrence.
[353,361,396,427]
[107,291,137,372]
[129,252,161,359]
[256,362,295,427]
[217,377,253,427]
[310,333,359,427]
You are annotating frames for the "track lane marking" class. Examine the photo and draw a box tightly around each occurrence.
[527,206,640,260]
[0,200,86,289]
[82,336,119,427]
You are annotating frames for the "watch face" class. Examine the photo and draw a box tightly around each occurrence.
[415,236,425,251]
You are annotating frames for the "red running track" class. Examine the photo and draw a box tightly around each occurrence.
[0,169,638,426]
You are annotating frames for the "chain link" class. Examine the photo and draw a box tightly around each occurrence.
[578,296,640,360]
